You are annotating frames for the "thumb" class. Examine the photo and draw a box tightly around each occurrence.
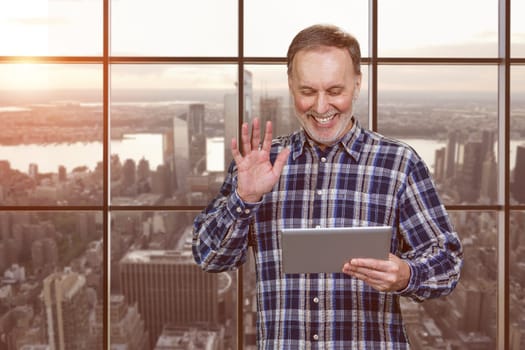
[272,147,290,175]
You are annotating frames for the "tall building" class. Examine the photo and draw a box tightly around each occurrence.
[434,147,446,182]
[188,103,206,175]
[459,141,483,202]
[512,144,525,203]
[101,294,149,350]
[154,325,223,350]
[119,230,234,348]
[28,163,39,179]
[223,93,237,170]
[57,165,67,182]
[445,131,458,179]
[224,69,253,170]
[42,269,90,350]
[244,69,253,124]
[173,115,190,198]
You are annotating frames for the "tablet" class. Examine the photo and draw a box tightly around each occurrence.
[281,226,392,274]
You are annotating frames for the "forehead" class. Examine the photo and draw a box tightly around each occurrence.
[291,46,356,83]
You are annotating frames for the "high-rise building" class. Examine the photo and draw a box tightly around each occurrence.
[459,141,483,202]
[153,325,223,350]
[42,269,90,350]
[101,294,149,350]
[188,104,206,175]
[445,131,458,179]
[434,147,446,182]
[224,69,253,170]
[58,165,67,182]
[119,230,234,348]
[512,144,525,203]
[28,163,39,179]
[173,115,190,197]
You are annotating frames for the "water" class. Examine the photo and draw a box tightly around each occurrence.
[0,134,163,173]
[0,136,522,175]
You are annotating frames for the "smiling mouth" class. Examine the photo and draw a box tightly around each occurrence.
[311,112,338,125]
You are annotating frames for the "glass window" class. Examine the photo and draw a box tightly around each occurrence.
[378,65,499,205]
[378,0,498,57]
[512,0,525,57]
[0,0,102,56]
[111,211,236,349]
[244,0,369,57]
[0,211,103,349]
[110,64,237,206]
[111,0,238,56]
[402,211,498,349]
[511,66,525,204]
[0,64,103,206]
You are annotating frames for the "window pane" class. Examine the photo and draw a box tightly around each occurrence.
[379,0,498,57]
[244,0,369,57]
[510,211,525,349]
[0,0,102,56]
[110,64,237,206]
[0,64,103,206]
[245,65,369,134]
[402,211,497,349]
[111,211,237,349]
[511,66,525,204]
[0,211,103,349]
[512,0,525,57]
[378,65,498,205]
[111,0,237,56]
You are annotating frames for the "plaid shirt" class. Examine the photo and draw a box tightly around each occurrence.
[193,119,463,349]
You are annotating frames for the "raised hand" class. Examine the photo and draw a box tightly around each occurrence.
[231,118,290,203]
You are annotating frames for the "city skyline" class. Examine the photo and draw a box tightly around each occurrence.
[1,1,524,349]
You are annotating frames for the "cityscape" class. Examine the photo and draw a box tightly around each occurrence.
[0,70,525,349]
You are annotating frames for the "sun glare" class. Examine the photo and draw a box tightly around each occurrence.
[0,2,50,56]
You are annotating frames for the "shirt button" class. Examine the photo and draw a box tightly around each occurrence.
[244,208,251,214]
[316,189,322,195]
[320,157,327,163]
[313,297,319,303]
[236,207,242,213]
[313,334,319,341]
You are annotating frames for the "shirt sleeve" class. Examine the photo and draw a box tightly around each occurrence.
[395,158,464,302]
[192,161,261,272]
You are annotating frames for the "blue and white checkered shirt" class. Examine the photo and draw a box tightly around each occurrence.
[193,118,463,349]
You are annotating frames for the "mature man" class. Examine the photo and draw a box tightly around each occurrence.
[193,24,463,349]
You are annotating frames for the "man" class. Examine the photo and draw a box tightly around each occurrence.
[193,24,463,349]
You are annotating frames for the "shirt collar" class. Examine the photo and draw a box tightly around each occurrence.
[290,117,364,162]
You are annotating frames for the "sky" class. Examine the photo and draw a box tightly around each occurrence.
[0,0,524,92]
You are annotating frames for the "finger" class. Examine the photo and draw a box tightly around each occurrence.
[261,120,273,152]
[240,122,251,156]
[231,138,243,164]
[251,118,261,150]
[272,147,290,175]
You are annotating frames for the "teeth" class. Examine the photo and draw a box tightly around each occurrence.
[314,114,336,124]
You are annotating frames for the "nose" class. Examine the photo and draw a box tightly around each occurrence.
[314,93,330,114]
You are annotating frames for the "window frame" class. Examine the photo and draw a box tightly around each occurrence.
[1,0,525,349]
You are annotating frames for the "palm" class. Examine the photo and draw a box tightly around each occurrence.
[232,118,290,203]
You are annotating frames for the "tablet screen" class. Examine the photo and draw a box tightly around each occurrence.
[281,226,392,274]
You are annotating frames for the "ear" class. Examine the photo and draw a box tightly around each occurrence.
[353,75,362,101]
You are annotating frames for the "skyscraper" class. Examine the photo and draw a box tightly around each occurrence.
[188,103,206,175]
[512,144,525,203]
[119,229,234,348]
[42,268,90,350]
